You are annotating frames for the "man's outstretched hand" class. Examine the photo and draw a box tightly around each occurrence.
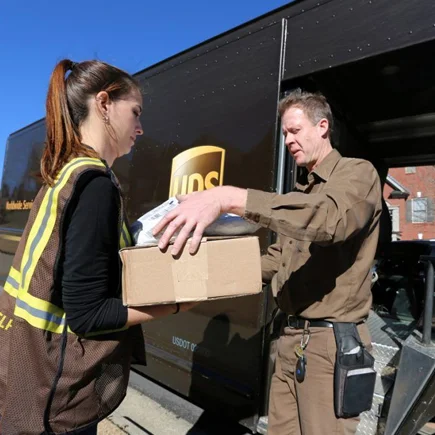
[152,186,247,255]
[153,188,222,255]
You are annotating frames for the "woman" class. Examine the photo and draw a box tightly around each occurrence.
[0,59,196,434]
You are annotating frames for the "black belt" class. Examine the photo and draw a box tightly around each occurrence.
[286,316,366,329]
[286,316,334,329]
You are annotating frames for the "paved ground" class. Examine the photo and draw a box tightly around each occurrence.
[103,385,194,435]
[97,371,253,435]
[99,419,127,435]
[98,372,435,435]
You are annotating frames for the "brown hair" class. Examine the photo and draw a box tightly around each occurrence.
[278,89,334,138]
[42,59,140,185]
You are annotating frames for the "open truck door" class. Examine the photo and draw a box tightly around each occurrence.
[275,1,435,433]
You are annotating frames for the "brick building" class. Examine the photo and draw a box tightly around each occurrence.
[384,166,435,241]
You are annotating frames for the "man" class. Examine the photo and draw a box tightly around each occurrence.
[154,90,382,435]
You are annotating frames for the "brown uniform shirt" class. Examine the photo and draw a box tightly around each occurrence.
[245,149,382,323]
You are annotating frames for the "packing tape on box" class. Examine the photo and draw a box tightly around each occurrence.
[171,241,209,301]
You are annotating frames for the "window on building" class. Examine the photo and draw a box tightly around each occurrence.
[406,198,434,223]
[388,205,400,241]
[412,198,428,223]
[389,165,435,240]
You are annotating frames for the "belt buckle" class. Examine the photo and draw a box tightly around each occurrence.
[287,315,300,329]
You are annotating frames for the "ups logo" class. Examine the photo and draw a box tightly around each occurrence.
[169,146,226,197]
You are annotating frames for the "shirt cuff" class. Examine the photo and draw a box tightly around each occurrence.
[118,304,129,329]
[244,188,274,228]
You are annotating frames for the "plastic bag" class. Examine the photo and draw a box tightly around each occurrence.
[131,197,260,246]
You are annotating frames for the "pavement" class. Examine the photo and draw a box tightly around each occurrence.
[101,385,194,435]
[99,372,435,435]
[97,371,253,435]
[99,419,127,435]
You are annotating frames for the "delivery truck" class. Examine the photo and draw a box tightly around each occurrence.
[2,1,435,433]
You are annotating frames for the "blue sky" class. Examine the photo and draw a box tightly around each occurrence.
[0,0,291,184]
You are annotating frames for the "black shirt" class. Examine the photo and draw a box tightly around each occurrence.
[61,174,128,335]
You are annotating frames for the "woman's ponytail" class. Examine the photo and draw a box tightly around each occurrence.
[41,60,96,185]
[41,58,139,185]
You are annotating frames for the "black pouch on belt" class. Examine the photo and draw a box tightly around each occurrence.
[333,322,376,418]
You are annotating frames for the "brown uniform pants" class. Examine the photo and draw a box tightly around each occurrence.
[268,322,371,435]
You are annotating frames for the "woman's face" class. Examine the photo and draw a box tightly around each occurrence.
[107,90,143,157]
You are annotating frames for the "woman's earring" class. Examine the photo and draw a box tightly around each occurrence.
[103,115,109,124]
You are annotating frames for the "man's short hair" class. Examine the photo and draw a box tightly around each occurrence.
[278,89,334,137]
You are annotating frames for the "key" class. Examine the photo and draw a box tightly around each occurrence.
[294,344,305,358]
[296,355,306,383]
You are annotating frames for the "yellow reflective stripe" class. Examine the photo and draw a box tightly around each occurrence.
[20,289,65,318]
[9,266,20,284]
[14,304,66,334]
[4,266,20,297]
[120,231,126,249]
[14,295,125,335]
[13,158,104,334]
[8,157,126,336]
[20,158,105,295]
[120,222,132,249]
[13,265,66,333]
[4,281,18,298]
[54,157,105,183]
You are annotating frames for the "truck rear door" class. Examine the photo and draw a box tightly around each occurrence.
[0,120,45,286]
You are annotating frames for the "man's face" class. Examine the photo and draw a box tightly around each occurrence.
[281,106,326,170]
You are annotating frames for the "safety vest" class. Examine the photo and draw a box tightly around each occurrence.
[0,157,139,434]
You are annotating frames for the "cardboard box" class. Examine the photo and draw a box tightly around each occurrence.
[120,236,262,306]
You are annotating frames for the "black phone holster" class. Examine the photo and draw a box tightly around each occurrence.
[333,322,376,418]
